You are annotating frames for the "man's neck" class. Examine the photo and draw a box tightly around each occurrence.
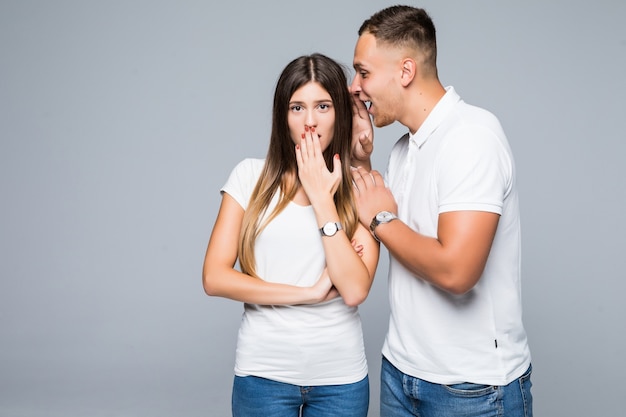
[402,81,446,134]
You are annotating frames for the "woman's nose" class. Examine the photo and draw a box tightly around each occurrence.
[305,112,317,128]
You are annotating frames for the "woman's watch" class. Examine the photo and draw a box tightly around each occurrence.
[319,221,343,237]
[369,211,398,241]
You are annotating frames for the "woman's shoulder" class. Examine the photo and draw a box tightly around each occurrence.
[232,157,266,175]
[224,158,266,192]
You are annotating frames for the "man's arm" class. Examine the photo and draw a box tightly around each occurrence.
[352,167,499,295]
[374,209,499,294]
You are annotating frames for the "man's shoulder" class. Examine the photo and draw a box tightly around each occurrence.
[453,99,502,128]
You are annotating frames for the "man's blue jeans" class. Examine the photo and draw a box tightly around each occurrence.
[232,374,369,417]
[380,356,533,417]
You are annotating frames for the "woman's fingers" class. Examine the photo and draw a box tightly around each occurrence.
[299,126,326,166]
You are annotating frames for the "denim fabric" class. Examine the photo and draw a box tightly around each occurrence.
[232,374,369,417]
[380,356,532,417]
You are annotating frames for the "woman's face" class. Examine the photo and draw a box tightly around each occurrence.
[287,81,335,151]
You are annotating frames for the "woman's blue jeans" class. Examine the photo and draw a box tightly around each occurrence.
[380,356,533,417]
[232,374,369,417]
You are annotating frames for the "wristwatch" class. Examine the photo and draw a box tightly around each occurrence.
[319,221,343,237]
[369,211,398,241]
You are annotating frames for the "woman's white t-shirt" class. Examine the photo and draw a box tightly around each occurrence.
[221,158,367,386]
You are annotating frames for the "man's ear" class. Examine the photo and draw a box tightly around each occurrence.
[400,58,416,86]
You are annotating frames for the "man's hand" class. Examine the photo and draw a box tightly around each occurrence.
[351,166,397,228]
[351,95,373,169]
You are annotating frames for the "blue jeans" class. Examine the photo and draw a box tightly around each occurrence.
[380,356,533,417]
[232,374,369,417]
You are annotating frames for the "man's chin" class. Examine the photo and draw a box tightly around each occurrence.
[373,116,394,128]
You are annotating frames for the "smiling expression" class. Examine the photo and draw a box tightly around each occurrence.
[351,32,404,128]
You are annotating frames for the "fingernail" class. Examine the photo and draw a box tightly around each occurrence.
[301,133,305,139]
[311,127,315,132]
[305,125,309,132]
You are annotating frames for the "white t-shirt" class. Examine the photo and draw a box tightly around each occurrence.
[222,158,367,385]
[381,87,531,386]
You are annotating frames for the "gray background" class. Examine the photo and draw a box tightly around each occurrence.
[1,0,624,416]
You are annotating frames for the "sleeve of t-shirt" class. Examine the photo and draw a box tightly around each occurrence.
[436,125,513,215]
[220,158,264,210]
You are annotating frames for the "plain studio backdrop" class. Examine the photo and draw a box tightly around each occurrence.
[1,1,624,416]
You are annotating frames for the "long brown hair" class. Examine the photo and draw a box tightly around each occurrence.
[239,53,357,277]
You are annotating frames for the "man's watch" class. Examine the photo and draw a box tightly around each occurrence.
[319,221,343,237]
[369,211,398,241]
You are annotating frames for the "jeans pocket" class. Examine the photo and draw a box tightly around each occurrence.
[443,382,496,397]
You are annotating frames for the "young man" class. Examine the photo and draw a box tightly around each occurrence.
[349,6,533,417]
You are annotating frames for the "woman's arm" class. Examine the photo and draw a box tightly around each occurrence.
[322,221,379,306]
[202,193,338,305]
[296,130,379,307]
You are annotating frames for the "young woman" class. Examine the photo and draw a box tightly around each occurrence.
[202,53,379,417]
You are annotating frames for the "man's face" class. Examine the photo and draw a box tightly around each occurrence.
[351,33,402,128]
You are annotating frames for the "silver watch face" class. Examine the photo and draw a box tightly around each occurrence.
[322,222,338,236]
[376,211,394,222]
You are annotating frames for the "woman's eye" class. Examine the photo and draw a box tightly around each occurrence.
[290,105,302,112]
[318,103,332,112]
